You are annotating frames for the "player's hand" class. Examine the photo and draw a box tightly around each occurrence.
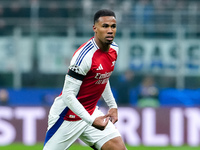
[92,115,109,131]
[107,108,118,124]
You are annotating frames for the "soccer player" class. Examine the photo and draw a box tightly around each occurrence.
[43,9,127,150]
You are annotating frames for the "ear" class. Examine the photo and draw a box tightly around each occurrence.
[93,25,97,32]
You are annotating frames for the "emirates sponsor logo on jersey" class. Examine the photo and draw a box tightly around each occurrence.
[95,72,112,79]
[94,71,112,84]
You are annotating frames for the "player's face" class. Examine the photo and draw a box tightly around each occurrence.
[93,16,117,45]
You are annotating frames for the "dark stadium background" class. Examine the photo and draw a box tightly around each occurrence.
[0,0,200,148]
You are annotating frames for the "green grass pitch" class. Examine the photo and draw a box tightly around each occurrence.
[0,143,200,150]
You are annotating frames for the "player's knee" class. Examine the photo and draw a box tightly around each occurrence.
[114,141,127,150]
[101,136,126,150]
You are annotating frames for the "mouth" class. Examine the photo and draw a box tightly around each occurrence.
[105,36,114,41]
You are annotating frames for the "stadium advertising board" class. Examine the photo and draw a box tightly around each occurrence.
[0,106,200,146]
[0,36,200,76]
[0,37,199,75]
[37,37,200,75]
[116,38,200,75]
[0,37,32,72]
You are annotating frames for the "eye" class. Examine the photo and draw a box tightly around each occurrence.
[111,24,116,28]
[102,24,109,28]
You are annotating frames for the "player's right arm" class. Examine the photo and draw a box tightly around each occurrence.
[62,72,94,125]
[62,42,109,130]
[62,69,109,130]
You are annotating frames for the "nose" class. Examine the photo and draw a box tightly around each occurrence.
[107,27,113,34]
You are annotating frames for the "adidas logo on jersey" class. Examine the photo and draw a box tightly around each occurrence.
[96,64,103,70]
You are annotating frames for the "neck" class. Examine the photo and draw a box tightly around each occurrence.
[94,36,110,52]
[100,44,110,52]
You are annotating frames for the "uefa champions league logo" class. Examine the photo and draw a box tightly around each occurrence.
[69,65,80,73]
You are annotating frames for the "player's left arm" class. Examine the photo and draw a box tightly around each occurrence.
[102,80,118,124]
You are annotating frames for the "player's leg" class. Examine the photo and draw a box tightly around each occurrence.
[79,107,127,150]
[43,118,87,150]
[101,136,127,150]
[43,96,88,150]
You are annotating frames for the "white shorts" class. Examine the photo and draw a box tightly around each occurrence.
[43,107,121,150]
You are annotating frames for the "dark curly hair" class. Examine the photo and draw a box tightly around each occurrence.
[93,9,116,24]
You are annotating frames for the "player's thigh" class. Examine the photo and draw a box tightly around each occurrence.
[43,120,87,150]
[101,136,127,150]
[79,108,122,150]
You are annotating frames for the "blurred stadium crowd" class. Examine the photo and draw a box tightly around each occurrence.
[0,0,200,36]
[0,0,200,107]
